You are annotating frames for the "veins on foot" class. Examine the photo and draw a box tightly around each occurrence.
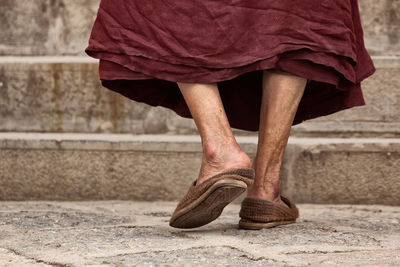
[196,143,251,185]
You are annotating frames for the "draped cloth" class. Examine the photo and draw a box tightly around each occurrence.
[85,0,376,131]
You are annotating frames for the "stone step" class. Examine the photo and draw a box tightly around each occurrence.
[1,133,399,204]
[0,56,399,137]
[0,0,399,56]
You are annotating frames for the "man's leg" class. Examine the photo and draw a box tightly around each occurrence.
[248,69,307,204]
[176,82,251,184]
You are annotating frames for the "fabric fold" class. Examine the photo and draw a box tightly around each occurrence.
[85,0,376,131]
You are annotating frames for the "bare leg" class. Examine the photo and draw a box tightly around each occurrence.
[177,82,251,184]
[247,69,307,204]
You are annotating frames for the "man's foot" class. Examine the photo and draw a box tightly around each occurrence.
[247,186,288,207]
[196,142,252,185]
[246,157,288,207]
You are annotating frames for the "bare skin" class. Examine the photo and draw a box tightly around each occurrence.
[176,82,251,185]
[247,69,307,205]
[177,69,307,203]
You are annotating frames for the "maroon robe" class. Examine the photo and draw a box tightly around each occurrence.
[85,0,376,131]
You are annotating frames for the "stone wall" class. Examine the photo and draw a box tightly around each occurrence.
[0,0,99,55]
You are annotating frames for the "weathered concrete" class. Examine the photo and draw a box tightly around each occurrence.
[0,57,399,136]
[0,0,399,56]
[1,133,399,204]
[359,0,400,56]
[0,58,197,135]
[0,0,99,56]
[0,201,399,266]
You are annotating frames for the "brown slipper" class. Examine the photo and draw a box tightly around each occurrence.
[169,168,254,229]
[238,196,299,230]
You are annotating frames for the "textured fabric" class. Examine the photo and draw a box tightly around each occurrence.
[85,0,376,131]
[172,168,255,215]
[239,196,299,222]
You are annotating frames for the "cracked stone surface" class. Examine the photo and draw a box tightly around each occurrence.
[0,201,399,266]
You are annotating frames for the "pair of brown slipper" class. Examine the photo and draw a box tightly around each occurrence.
[169,167,299,229]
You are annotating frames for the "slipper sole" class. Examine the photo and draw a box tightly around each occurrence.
[238,219,296,230]
[169,178,247,229]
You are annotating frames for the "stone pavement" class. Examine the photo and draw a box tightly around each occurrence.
[0,201,399,266]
